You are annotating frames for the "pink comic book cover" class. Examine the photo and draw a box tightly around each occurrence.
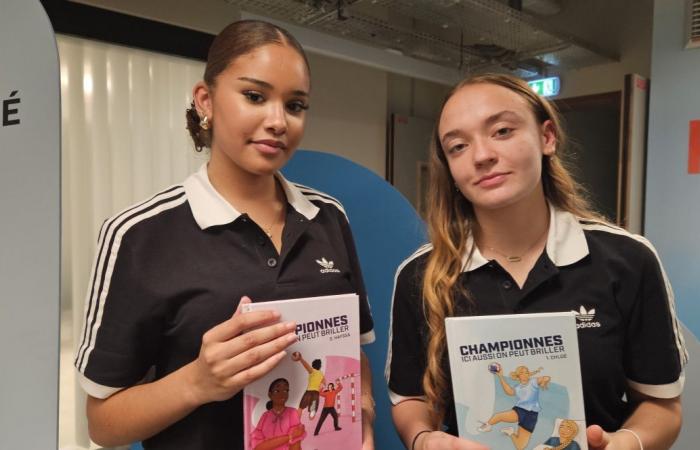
[242,294,362,450]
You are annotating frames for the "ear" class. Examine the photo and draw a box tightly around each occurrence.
[541,119,557,156]
[192,81,213,119]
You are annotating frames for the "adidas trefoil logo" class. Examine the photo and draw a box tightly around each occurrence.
[316,257,341,274]
[571,305,602,329]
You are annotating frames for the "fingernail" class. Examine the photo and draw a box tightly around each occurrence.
[287,333,298,343]
[286,321,296,330]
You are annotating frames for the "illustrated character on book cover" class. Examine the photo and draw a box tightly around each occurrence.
[314,379,344,436]
[540,419,581,450]
[250,378,306,450]
[292,351,325,420]
[478,364,551,450]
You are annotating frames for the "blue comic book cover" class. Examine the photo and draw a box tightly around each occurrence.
[445,312,587,450]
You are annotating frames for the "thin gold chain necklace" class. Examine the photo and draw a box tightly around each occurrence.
[263,204,285,238]
[484,225,549,263]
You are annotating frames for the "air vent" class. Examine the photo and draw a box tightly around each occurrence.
[688,0,700,49]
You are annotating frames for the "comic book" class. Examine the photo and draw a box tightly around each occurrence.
[242,294,362,450]
[445,312,587,450]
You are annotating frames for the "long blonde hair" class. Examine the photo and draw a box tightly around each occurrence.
[421,73,598,427]
[550,419,579,450]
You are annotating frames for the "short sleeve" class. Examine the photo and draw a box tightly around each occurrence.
[74,222,165,399]
[623,238,687,398]
[386,256,428,404]
[338,214,375,345]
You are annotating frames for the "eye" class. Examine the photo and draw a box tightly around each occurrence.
[243,91,264,103]
[446,143,467,154]
[494,127,513,137]
[286,100,309,113]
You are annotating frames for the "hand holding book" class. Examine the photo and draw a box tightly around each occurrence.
[414,431,489,450]
[185,296,298,405]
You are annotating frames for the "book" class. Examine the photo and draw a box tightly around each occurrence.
[445,312,588,450]
[242,294,362,450]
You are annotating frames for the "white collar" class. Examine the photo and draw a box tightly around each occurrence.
[183,163,319,230]
[461,204,589,272]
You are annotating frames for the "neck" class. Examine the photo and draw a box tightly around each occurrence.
[207,149,282,210]
[473,188,549,256]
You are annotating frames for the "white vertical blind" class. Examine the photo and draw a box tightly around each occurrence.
[58,35,207,449]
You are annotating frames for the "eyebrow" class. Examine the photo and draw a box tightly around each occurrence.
[237,76,309,97]
[440,110,523,142]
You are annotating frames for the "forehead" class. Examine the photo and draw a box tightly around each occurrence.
[222,43,310,90]
[439,83,532,134]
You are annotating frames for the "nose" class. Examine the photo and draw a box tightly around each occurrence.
[471,137,498,168]
[264,101,287,136]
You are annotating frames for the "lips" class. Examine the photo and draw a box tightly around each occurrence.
[475,172,509,187]
[251,139,287,155]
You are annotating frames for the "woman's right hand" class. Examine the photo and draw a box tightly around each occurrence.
[185,296,298,405]
[418,431,490,450]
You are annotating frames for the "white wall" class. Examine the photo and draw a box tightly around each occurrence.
[646,1,700,447]
[301,52,388,176]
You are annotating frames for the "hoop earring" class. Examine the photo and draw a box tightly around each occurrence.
[200,115,210,130]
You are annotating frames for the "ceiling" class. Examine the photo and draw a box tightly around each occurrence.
[222,0,619,78]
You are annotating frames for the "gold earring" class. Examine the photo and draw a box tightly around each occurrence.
[200,115,210,130]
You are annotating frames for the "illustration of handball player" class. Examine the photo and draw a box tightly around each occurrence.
[314,379,343,436]
[478,363,551,450]
[292,351,325,421]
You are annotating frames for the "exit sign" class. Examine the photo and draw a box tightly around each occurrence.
[528,77,561,97]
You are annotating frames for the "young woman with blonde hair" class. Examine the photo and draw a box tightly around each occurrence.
[387,73,686,450]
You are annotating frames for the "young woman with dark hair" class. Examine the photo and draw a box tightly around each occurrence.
[75,20,375,450]
[387,74,686,450]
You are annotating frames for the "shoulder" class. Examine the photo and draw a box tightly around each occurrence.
[394,244,433,283]
[292,182,347,219]
[99,184,188,245]
[576,218,661,264]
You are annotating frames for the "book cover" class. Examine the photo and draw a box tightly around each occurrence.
[242,294,362,450]
[445,312,587,450]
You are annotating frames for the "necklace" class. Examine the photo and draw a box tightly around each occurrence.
[263,204,285,238]
[484,225,549,263]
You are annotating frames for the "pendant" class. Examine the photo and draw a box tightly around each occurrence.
[507,256,522,262]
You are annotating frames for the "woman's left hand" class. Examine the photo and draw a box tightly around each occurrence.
[587,425,640,450]
[290,424,304,439]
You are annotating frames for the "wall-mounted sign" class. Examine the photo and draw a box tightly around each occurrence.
[528,76,561,97]
[0,1,60,448]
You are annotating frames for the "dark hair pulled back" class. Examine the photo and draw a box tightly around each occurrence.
[265,378,289,410]
[186,20,309,151]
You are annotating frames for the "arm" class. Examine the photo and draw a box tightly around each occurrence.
[254,435,294,450]
[360,350,375,450]
[392,399,488,450]
[298,355,313,374]
[496,371,515,396]
[86,298,297,447]
[537,375,551,389]
[587,391,681,450]
[586,240,686,450]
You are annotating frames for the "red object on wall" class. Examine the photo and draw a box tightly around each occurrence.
[690,120,700,174]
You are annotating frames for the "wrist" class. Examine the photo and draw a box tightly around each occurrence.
[615,428,643,450]
[180,361,208,407]
[411,430,431,450]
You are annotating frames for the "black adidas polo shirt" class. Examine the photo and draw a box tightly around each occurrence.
[387,206,687,434]
[75,164,374,450]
